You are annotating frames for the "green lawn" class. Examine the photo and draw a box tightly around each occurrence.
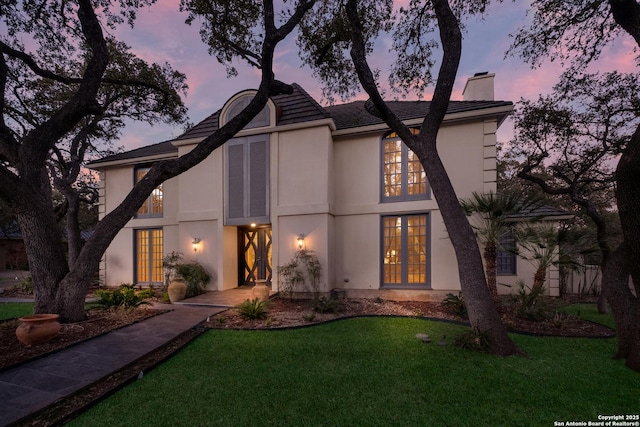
[559,303,616,329]
[70,315,638,427]
[0,302,102,321]
[0,302,34,321]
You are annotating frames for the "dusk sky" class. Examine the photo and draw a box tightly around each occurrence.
[111,1,636,151]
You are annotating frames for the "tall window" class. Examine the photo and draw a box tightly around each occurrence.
[136,229,163,284]
[225,135,269,225]
[135,168,163,218]
[381,130,428,201]
[382,214,429,288]
[497,231,517,275]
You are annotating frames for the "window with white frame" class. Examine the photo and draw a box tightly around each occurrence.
[381,130,429,202]
[382,214,430,288]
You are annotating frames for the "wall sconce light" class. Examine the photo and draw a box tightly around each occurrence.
[296,233,305,250]
[192,237,201,253]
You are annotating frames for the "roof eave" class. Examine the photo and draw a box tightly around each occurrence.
[87,152,177,169]
[505,213,575,222]
[172,118,337,147]
[332,104,514,137]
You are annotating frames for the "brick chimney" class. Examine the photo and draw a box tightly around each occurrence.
[462,72,495,101]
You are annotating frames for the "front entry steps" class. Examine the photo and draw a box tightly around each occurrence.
[174,286,273,308]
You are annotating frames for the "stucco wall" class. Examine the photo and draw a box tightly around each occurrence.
[275,127,333,210]
[331,119,495,296]
[97,111,517,299]
[98,165,179,287]
[272,126,335,293]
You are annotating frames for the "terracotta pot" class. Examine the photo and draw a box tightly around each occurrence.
[15,314,61,346]
[252,280,270,301]
[168,278,187,303]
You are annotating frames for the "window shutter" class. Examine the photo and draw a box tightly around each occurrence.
[225,136,270,225]
[227,143,245,220]
[249,139,267,218]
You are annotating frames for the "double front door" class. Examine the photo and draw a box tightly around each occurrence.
[239,226,272,286]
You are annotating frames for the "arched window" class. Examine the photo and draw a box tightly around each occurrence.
[381,129,429,201]
[223,94,271,129]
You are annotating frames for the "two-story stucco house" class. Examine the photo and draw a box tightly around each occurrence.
[89,73,564,300]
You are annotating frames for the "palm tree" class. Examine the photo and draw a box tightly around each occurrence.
[516,223,595,295]
[460,191,539,301]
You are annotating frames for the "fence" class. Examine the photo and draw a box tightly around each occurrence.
[563,265,601,295]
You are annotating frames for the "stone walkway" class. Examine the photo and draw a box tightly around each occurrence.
[0,288,259,426]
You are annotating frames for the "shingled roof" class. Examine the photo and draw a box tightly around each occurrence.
[174,83,332,141]
[90,84,512,166]
[88,140,178,166]
[325,99,512,130]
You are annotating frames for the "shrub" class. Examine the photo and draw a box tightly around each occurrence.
[277,250,322,299]
[176,262,211,298]
[453,328,491,352]
[313,295,342,313]
[95,284,151,309]
[136,287,156,299]
[12,275,34,294]
[237,298,269,320]
[443,292,467,318]
[514,280,547,321]
[277,259,304,299]
[162,251,184,289]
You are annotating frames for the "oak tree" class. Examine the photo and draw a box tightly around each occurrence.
[298,0,522,356]
[510,71,639,366]
[510,0,640,370]
[0,0,315,322]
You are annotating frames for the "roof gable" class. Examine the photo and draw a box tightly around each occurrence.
[174,83,332,141]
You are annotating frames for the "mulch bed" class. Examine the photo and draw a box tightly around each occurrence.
[0,307,164,371]
[203,296,615,338]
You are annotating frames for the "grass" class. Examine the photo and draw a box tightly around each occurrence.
[0,302,34,321]
[0,302,102,321]
[559,303,616,329]
[70,314,638,427]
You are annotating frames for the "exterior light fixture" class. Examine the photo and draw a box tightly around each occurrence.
[296,233,305,250]
[192,237,201,253]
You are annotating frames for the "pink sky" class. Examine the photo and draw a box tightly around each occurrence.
[112,2,636,150]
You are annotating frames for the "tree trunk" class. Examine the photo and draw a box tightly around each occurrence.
[65,192,84,268]
[14,199,73,317]
[483,242,499,302]
[345,0,522,356]
[532,266,546,294]
[596,292,608,314]
[600,245,639,370]
[615,124,640,372]
[616,125,640,300]
[422,142,522,356]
